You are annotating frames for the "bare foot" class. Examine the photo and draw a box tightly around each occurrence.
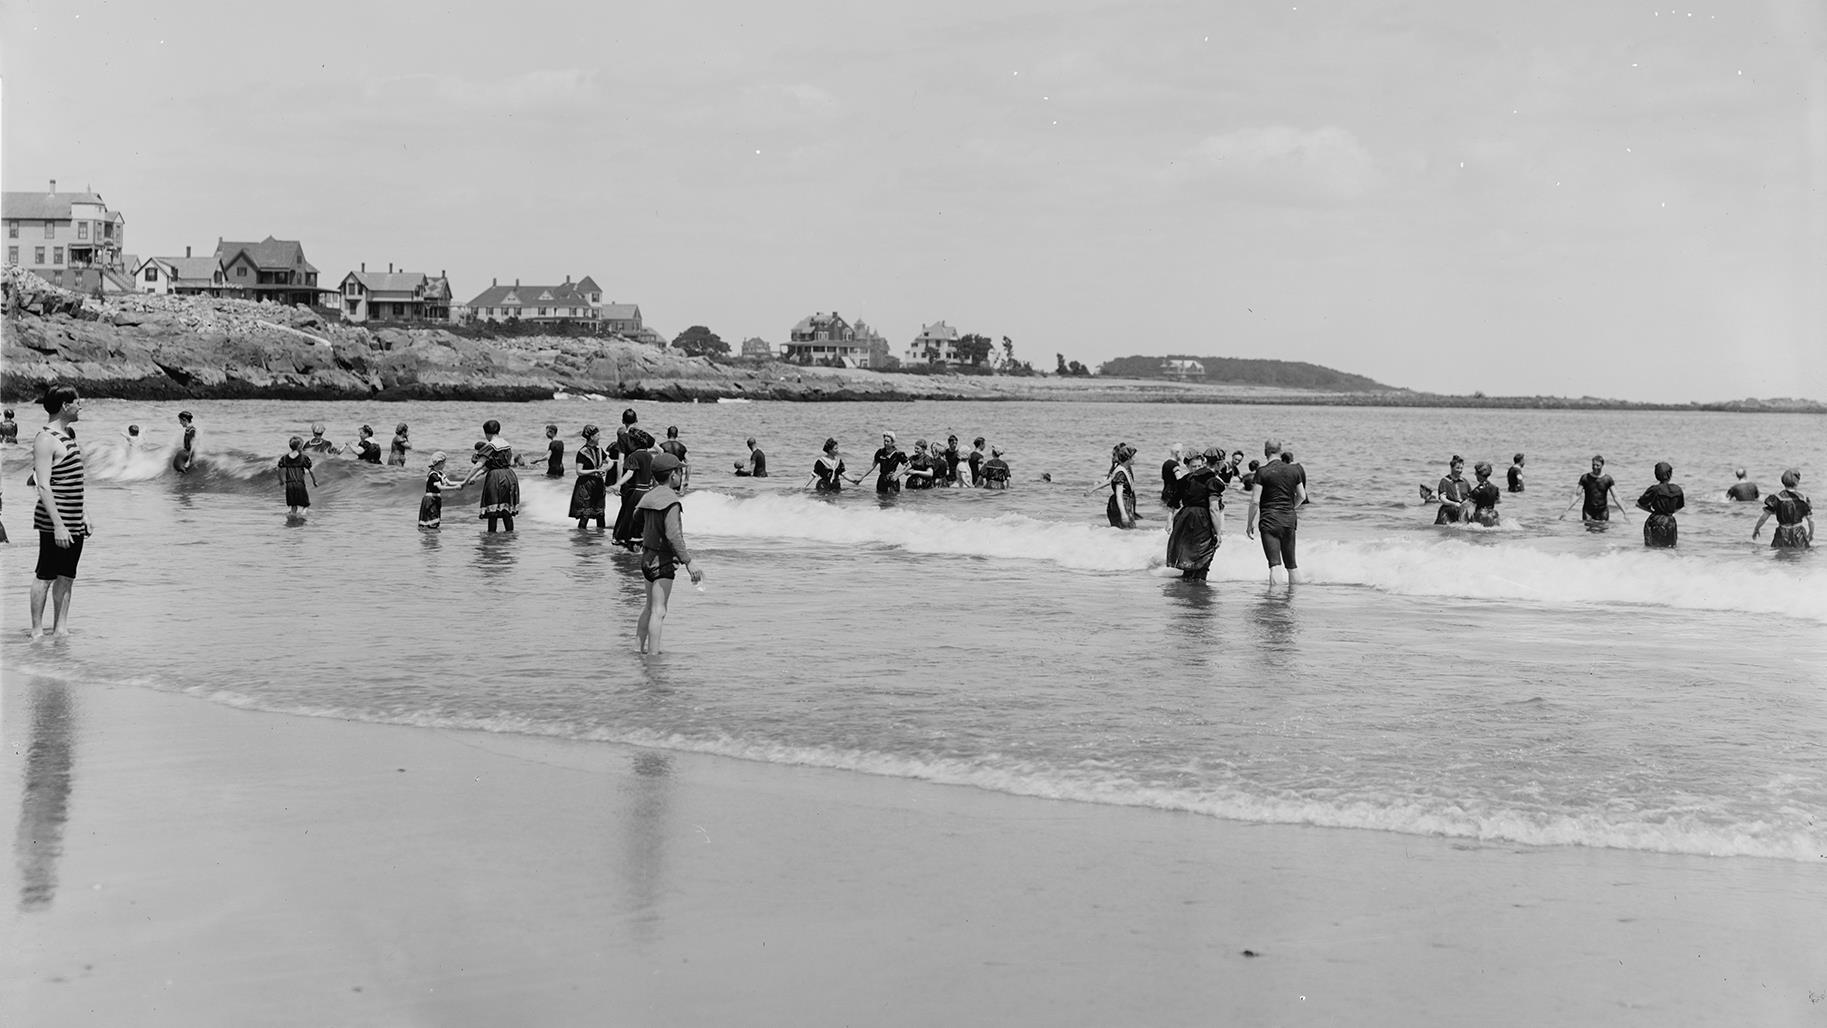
[29,628,45,641]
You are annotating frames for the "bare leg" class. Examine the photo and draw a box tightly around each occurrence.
[29,578,50,638]
[1287,568,1303,584]
[640,578,676,655]
[1268,565,1288,586]
[49,577,74,635]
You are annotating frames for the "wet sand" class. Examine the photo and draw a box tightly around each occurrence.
[3,673,1822,1026]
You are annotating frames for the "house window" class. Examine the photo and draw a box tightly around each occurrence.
[34,247,46,264]
[539,307,548,317]
[7,222,16,238]
[6,247,16,265]
[53,247,63,264]
[144,266,158,282]
[78,222,89,240]
[43,222,55,238]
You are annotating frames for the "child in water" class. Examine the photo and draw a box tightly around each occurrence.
[1468,461,1502,527]
[173,411,197,473]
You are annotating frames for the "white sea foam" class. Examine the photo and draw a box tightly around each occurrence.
[588,491,1827,623]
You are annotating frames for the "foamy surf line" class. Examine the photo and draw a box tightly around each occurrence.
[49,670,1819,865]
[544,491,1827,624]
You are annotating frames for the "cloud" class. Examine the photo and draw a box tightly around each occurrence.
[1180,125,1381,201]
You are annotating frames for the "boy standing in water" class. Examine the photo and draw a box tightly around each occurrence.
[635,452,704,655]
[1507,453,1525,493]
[660,425,689,491]
[31,385,89,638]
[734,437,768,477]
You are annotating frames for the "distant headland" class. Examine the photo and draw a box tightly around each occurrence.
[2,272,1819,412]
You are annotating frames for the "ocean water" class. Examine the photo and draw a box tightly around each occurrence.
[2,398,1822,863]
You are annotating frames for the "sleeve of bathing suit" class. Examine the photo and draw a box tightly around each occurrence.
[663,505,692,566]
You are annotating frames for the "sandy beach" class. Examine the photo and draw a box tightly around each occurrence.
[1,672,1819,1027]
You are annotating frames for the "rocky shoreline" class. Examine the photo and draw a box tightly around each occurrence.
[2,272,1820,412]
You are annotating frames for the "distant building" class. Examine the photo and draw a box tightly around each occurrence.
[600,302,642,335]
[135,248,230,296]
[455,275,605,326]
[739,336,775,359]
[783,310,866,365]
[905,321,960,365]
[851,319,895,369]
[338,264,453,323]
[1161,358,1206,380]
[3,179,128,275]
[214,236,328,306]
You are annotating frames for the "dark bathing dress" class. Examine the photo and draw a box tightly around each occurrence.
[1435,475,1471,524]
[1106,464,1136,528]
[1166,469,1221,577]
[1468,481,1501,527]
[477,442,520,519]
[1635,482,1684,548]
[1763,490,1813,548]
[873,445,907,494]
[813,455,847,493]
[1160,459,1181,508]
[419,470,444,529]
[569,443,608,521]
[276,452,313,509]
[613,449,655,546]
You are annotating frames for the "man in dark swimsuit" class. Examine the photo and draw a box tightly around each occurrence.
[1507,453,1525,493]
[734,437,768,477]
[1569,455,1623,524]
[1246,438,1307,585]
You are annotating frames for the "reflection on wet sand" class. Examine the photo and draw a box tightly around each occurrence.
[1163,580,1221,671]
[625,750,673,945]
[14,678,75,912]
[1249,590,1301,673]
[470,531,520,577]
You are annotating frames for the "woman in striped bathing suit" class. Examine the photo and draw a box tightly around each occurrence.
[30,385,90,639]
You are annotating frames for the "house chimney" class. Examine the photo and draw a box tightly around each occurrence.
[48,179,56,195]
[361,261,366,273]
[389,262,394,273]
[185,246,192,258]
[492,277,497,287]
[515,279,520,288]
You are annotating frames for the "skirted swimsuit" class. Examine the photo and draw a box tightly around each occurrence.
[1468,481,1501,527]
[1763,489,1813,548]
[1636,482,1685,548]
[477,442,520,519]
[1166,470,1222,578]
[569,443,608,522]
[419,471,444,529]
[813,455,847,493]
[276,452,313,509]
[1106,465,1137,528]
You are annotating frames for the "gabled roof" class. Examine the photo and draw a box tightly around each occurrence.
[600,303,641,320]
[344,270,429,296]
[162,256,225,282]
[2,191,107,220]
[574,276,602,294]
[463,280,599,308]
[792,311,851,334]
[914,320,958,341]
[215,236,317,274]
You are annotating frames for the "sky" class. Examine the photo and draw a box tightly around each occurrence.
[2,0,1823,401]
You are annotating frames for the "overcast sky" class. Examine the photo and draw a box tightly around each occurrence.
[3,0,1823,401]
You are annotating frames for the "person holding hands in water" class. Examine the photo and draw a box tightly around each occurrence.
[807,438,858,493]
[418,452,467,530]
[861,431,910,494]
[634,452,704,655]
[1752,469,1813,549]
[462,420,521,532]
